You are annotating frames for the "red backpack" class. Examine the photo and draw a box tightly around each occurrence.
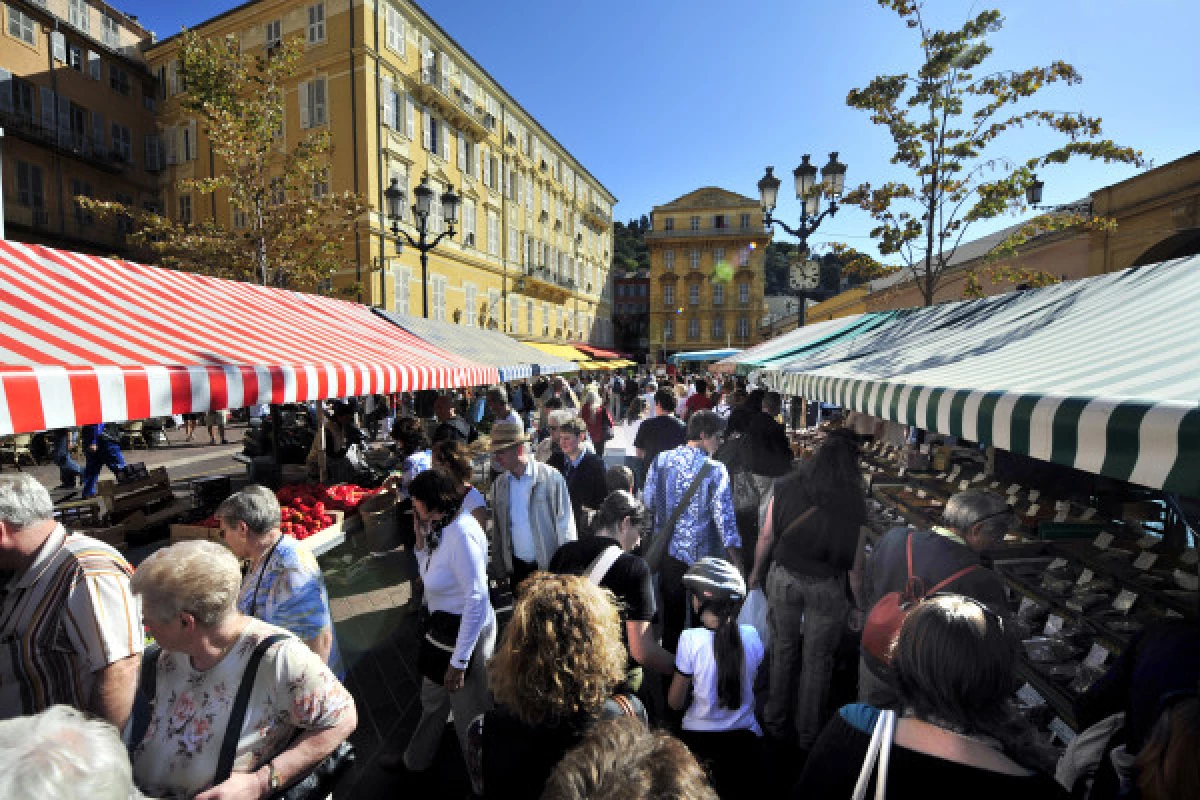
[861,532,979,665]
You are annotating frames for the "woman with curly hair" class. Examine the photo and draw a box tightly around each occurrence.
[466,572,647,798]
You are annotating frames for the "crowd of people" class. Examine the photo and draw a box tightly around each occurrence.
[0,368,1197,800]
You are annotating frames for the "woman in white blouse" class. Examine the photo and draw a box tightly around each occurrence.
[380,467,495,775]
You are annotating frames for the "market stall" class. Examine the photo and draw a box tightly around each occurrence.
[668,347,741,366]
[0,241,499,435]
[372,309,578,381]
[710,312,891,376]
[755,256,1200,745]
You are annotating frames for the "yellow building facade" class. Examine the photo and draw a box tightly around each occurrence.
[146,0,616,346]
[0,0,159,252]
[646,188,770,361]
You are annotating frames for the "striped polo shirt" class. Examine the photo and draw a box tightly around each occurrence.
[0,524,143,718]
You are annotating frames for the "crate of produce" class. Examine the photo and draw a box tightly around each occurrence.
[169,518,223,543]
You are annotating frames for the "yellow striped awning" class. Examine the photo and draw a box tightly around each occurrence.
[526,342,592,362]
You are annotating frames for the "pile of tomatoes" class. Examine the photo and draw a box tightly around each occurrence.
[274,483,379,540]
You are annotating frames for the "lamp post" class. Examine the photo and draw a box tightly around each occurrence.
[1024,173,1094,216]
[758,153,846,329]
[384,175,460,318]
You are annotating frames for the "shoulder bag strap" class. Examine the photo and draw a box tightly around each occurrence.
[586,545,624,586]
[926,563,981,595]
[764,504,818,566]
[645,460,715,571]
[126,644,162,752]
[852,708,895,800]
[213,633,292,787]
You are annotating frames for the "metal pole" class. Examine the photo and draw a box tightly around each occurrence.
[0,129,6,239]
[420,220,429,318]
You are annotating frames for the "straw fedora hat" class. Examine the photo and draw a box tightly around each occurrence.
[487,420,530,452]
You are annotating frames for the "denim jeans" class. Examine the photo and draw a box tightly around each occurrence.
[52,433,83,487]
[81,441,125,498]
[763,562,849,748]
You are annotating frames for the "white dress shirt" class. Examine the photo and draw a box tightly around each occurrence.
[507,467,536,562]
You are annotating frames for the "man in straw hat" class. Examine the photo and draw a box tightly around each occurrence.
[488,421,576,595]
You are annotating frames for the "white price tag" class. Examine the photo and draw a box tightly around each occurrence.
[1081,508,1099,520]
[989,481,1001,489]
[959,479,970,491]
[936,472,947,480]
[1007,484,1021,495]
[919,444,930,454]
[949,466,961,479]
[1016,683,1046,707]
[1006,495,1018,506]
[1182,549,1199,566]
[917,489,928,499]
[1093,532,1115,550]
[1028,489,1041,503]
[1048,557,1070,571]
[1018,596,1037,615]
[971,473,985,483]
[898,467,907,478]
[1054,510,1069,523]
[1044,614,1065,635]
[1076,568,1095,585]
[1113,589,1138,614]
[1133,552,1158,571]
[904,485,914,493]
[1049,717,1077,745]
[1137,534,1160,549]
[1084,642,1111,669]
[1055,500,1070,511]
[1176,569,1200,591]
[1026,504,1041,517]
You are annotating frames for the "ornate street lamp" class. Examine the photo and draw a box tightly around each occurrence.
[384,175,459,318]
[758,152,847,328]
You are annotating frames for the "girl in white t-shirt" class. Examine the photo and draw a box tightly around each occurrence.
[668,558,765,800]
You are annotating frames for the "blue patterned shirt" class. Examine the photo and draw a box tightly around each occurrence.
[645,445,740,565]
[238,535,344,679]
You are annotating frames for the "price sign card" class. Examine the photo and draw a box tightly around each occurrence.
[959,480,970,491]
[949,466,962,479]
[1084,642,1110,669]
[1048,558,1070,571]
[1081,508,1099,520]
[1028,489,1041,503]
[1055,500,1070,511]
[1018,596,1038,616]
[1113,589,1138,614]
[898,467,907,478]
[1044,614,1065,635]
[1007,484,1022,495]
[917,489,928,499]
[1132,552,1158,571]
[1026,504,1041,517]
[1016,683,1046,707]
[1054,510,1069,523]
[1173,569,1199,591]
[971,473,985,483]
[1076,568,1095,586]
[1006,495,1018,506]
[1093,532,1115,550]
[936,472,947,480]
[904,485,914,493]
[1137,534,1160,549]
[919,444,930,454]
[1049,717,1077,746]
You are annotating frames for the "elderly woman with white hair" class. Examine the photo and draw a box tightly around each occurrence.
[217,485,343,679]
[0,705,145,800]
[130,540,356,800]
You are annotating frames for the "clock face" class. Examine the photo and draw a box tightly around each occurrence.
[790,260,820,290]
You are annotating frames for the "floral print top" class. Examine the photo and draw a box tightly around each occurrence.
[131,618,354,800]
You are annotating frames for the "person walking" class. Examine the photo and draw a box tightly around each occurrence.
[580,388,615,457]
[79,422,125,499]
[643,410,741,652]
[746,429,867,754]
[548,417,609,535]
[49,428,83,490]
[488,421,577,595]
[632,388,687,485]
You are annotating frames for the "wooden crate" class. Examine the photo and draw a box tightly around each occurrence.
[168,523,224,544]
[99,467,175,515]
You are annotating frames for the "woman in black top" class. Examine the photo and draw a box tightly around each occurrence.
[794,595,1066,799]
[747,428,867,751]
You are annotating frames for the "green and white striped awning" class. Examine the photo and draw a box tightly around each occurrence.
[760,257,1200,495]
[711,313,891,375]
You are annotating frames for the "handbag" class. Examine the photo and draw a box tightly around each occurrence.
[600,407,616,442]
[213,633,356,800]
[852,709,896,800]
[644,459,715,573]
[416,608,463,685]
[732,469,760,514]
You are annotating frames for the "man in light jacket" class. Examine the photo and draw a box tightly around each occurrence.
[488,421,577,594]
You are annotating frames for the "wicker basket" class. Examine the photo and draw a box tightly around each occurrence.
[358,491,400,552]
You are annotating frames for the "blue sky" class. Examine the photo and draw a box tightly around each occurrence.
[124,0,1198,257]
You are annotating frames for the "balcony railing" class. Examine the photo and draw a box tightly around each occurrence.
[418,68,497,137]
[645,225,766,239]
[0,108,125,173]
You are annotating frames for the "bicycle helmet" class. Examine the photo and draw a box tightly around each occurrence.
[683,557,746,603]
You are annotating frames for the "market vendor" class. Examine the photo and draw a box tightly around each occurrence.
[318,401,368,484]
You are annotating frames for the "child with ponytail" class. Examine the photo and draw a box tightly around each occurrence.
[668,557,766,800]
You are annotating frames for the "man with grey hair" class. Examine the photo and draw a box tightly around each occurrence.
[858,489,1013,706]
[0,473,142,729]
[487,385,524,432]
[217,485,343,678]
[0,704,144,800]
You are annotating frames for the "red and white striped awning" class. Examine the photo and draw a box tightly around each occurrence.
[0,242,499,434]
